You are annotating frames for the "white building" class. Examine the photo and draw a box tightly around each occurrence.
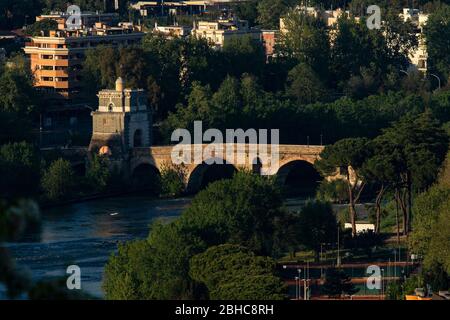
[191,17,261,48]
[400,8,429,73]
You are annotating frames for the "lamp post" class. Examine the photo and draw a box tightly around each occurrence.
[297,269,302,300]
[337,225,341,267]
[429,73,441,90]
[320,243,324,278]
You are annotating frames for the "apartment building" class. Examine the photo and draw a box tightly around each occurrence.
[132,0,246,17]
[191,17,261,48]
[153,23,192,38]
[400,8,428,72]
[36,11,119,30]
[23,23,144,100]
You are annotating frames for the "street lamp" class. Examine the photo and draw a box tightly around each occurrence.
[295,276,299,300]
[337,225,341,267]
[320,243,324,278]
[297,269,302,300]
[429,73,441,90]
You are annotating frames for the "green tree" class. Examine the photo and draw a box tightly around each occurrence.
[321,268,359,298]
[103,221,206,300]
[162,81,213,140]
[189,244,286,300]
[209,76,243,129]
[103,240,156,300]
[375,112,448,234]
[315,138,371,236]
[257,0,296,29]
[287,63,326,104]
[295,201,337,261]
[223,35,266,79]
[424,3,450,85]
[85,154,110,193]
[278,9,330,80]
[118,47,149,89]
[232,0,259,26]
[82,46,118,100]
[409,185,450,256]
[424,197,450,274]
[41,158,77,201]
[0,142,40,198]
[0,68,36,115]
[361,139,398,233]
[180,171,286,256]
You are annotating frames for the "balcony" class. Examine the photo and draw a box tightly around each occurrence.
[36,80,70,89]
[37,69,69,77]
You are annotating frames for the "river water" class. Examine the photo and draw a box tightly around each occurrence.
[1,196,191,299]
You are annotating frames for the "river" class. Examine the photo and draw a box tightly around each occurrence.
[1,196,191,299]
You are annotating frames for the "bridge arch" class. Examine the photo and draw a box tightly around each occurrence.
[131,162,161,194]
[276,159,322,197]
[186,158,238,194]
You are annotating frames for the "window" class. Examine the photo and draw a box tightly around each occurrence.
[108,103,114,112]
[44,117,52,127]
[70,117,77,126]
[133,129,143,147]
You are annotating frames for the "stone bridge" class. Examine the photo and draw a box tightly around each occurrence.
[130,144,325,193]
[49,144,326,193]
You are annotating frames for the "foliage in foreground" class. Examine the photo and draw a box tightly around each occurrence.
[189,244,285,300]
[103,172,291,299]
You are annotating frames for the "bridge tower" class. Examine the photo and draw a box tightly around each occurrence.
[89,77,153,159]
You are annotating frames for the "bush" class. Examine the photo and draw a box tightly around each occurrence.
[160,163,186,197]
[41,158,77,201]
[85,154,110,193]
[386,282,403,300]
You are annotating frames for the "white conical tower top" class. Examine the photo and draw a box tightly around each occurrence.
[115,77,124,92]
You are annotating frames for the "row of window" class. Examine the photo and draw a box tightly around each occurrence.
[41,77,69,82]
[43,116,78,128]
[41,76,83,81]
[40,53,85,60]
